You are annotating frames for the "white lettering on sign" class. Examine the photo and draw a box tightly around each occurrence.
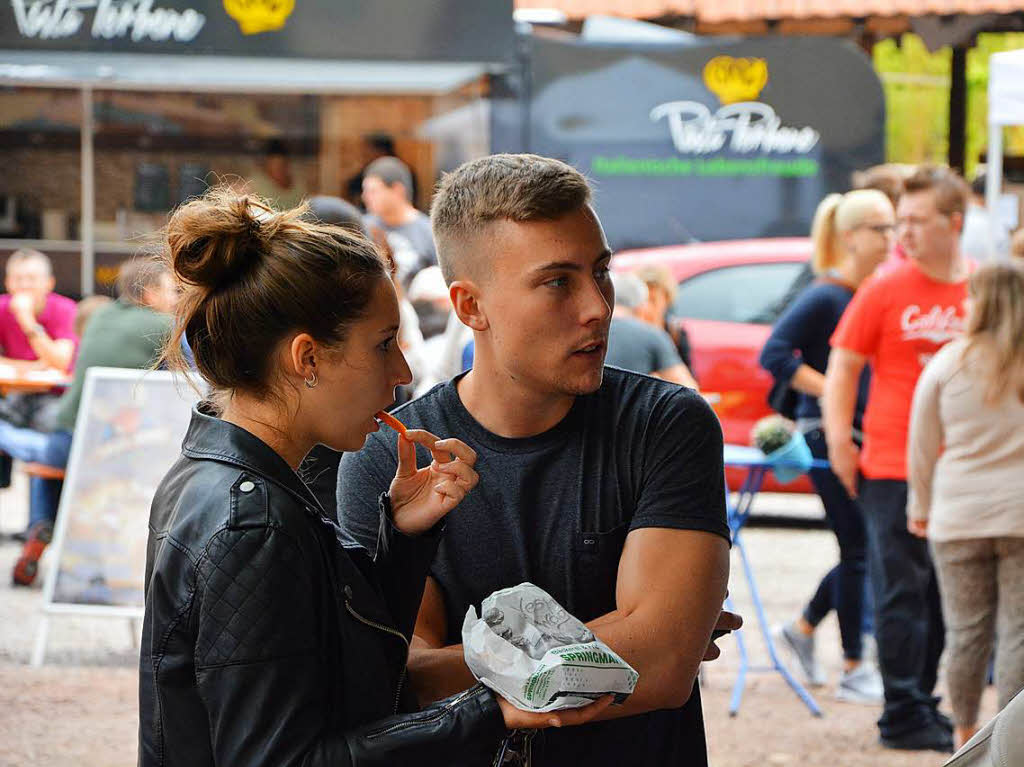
[650,101,820,156]
[900,304,965,344]
[11,0,206,43]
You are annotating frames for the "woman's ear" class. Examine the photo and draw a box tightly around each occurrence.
[288,333,317,380]
[841,228,858,256]
[450,281,488,332]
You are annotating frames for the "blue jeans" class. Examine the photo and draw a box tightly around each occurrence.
[0,421,72,528]
[860,478,945,737]
[801,428,871,661]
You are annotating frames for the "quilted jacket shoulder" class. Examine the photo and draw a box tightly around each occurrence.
[139,405,506,767]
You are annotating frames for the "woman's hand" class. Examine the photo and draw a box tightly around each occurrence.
[496,694,614,730]
[907,517,929,538]
[388,429,478,536]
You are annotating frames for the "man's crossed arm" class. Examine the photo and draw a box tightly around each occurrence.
[408,527,736,719]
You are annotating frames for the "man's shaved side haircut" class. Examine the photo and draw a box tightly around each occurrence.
[430,154,592,283]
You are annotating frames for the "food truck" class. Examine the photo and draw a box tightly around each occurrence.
[491,29,886,250]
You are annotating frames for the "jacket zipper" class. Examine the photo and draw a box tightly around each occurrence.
[365,685,478,739]
[344,599,410,714]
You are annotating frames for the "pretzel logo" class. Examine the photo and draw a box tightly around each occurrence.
[702,56,769,105]
[223,0,295,35]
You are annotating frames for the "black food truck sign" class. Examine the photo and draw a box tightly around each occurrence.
[3,0,514,62]
[493,35,885,248]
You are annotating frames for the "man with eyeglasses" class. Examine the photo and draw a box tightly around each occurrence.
[823,165,971,753]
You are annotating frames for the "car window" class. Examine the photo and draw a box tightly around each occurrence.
[671,261,806,325]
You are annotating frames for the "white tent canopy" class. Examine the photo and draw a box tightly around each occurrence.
[986,48,1024,257]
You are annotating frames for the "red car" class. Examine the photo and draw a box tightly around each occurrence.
[614,238,814,494]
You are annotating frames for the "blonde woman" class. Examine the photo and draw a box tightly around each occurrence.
[760,189,894,701]
[908,260,1024,749]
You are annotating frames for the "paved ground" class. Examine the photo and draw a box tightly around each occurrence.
[0,483,995,767]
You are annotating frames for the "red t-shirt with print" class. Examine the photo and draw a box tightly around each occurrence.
[830,259,968,480]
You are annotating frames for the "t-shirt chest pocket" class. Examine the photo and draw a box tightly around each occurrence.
[573,523,629,556]
[572,521,630,621]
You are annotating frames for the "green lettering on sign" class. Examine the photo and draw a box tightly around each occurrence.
[590,155,819,178]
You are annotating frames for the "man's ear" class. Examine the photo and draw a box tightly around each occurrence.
[950,211,964,235]
[450,281,488,332]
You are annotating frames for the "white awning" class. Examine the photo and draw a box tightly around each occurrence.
[0,50,491,94]
[984,48,1024,260]
[988,48,1024,128]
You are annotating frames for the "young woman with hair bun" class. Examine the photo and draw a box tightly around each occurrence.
[138,189,609,767]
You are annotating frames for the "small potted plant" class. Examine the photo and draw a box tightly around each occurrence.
[751,415,813,483]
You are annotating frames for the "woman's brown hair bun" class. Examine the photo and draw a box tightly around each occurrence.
[166,189,272,291]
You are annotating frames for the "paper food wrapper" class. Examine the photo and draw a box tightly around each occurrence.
[462,582,639,712]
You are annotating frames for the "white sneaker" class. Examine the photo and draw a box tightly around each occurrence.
[836,662,884,704]
[775,621,826,687]
[862,634,878,665]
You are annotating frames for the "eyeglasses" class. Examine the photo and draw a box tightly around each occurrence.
[857,223,895,235]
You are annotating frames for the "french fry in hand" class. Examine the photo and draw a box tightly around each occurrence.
[375,410,408,437]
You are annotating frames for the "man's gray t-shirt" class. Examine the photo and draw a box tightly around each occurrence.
[337,367,728,766]
[364,211,437,281]
[605,315,682,375]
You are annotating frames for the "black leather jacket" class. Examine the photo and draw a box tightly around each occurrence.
[139,405,505,766]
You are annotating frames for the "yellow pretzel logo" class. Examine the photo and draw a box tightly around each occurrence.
[702,56,769,104]
[223,0,295,35]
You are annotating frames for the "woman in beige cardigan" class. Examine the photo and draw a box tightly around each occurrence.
[908,260,1024,750]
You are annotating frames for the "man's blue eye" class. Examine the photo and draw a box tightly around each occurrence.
[546,277,569,288]
[379,337,395,352]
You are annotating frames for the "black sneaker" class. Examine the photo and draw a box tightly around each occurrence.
[880,723,954,753]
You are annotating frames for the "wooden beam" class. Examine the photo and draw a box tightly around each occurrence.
[866,15,911,37]
[776,18,854,36]
[948,44,967,174]
[694,19,770,36]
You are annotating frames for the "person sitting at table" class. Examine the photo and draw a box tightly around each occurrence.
[0,248,77,374]
[6,256,178,585]
[0,249,79,494]
[760,189,894,703]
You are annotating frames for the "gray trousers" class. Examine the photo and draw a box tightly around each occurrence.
[931,537,1024,727]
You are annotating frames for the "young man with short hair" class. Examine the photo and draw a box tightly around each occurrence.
[338,154,735,766]
[824,165,971,753]
[362,156,436,285]
[6,256,177,584]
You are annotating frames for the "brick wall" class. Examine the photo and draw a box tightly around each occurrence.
[1,85,487,235]
[2,148,319,225]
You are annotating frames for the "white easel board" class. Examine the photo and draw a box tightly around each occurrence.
[33,367,200,665]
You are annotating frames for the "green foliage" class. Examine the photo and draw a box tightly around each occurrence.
[873,35,950,167]
[966,33,1024,178]
[873,33,1024,178]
